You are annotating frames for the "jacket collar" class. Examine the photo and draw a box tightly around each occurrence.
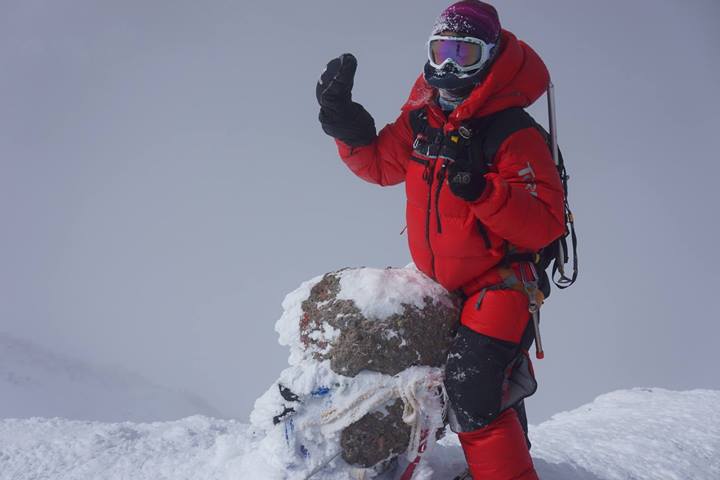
[403,30,550,132]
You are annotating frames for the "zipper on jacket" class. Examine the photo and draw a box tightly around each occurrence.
[425,160,436,279]
[422,160,433,183]
[435,162,448,234]
[476,219,492,249]
[425,134,444,279]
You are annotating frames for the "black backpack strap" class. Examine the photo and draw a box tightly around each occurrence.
[409,106,578,291]
[552,207,578,289]
[465,107,537,166]
[464,107,578,291]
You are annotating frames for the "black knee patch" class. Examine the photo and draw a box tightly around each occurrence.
[445,325,537,433]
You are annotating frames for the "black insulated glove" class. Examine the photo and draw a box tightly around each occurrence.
[316,54,377,147]
[447,152,488,202]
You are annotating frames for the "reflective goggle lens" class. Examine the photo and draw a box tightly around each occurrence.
[429,39,483,67]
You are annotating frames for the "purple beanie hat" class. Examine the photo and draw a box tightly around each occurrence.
[431,0,501,44]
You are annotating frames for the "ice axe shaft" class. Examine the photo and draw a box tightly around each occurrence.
[547,81,559,167]
[532,310,544,359]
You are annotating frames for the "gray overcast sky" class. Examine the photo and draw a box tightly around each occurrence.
[2,0,719,423]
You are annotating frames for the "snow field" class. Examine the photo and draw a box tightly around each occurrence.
[529,388,720,480]
[1,389,718,479]
[4,268,719,479]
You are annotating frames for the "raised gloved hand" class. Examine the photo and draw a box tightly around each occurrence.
[316,54,377,147]
[446,151,488,202]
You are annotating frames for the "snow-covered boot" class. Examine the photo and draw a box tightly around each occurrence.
[457,408,538,480]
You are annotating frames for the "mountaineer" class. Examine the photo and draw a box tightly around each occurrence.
[316,1,577,478]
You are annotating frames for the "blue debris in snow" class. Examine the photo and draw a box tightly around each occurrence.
[284,418,294,446]
[311,386,331,397]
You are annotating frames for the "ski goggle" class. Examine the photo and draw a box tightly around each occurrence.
[427,35,495,72]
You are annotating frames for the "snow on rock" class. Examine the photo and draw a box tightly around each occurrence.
[274,267,457,369]
[293,268,460,377]
[276,273,325,366]
[250,267,459,477]
[0,333,220,422]
[1,389,718,479]
[335,267,453,322]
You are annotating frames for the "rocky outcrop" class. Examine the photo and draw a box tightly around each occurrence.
[297,268,461,468]
[253,266,461,476]
[299,269,461,377]
[339,399,412,468]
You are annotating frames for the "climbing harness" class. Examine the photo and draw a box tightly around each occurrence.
[473,261,546,359]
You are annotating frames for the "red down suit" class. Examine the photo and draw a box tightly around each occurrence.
[337,31,565,343]
[335,31,565,480]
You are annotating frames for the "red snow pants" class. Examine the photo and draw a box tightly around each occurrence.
[445,287,539,480]
[458,409,538,480]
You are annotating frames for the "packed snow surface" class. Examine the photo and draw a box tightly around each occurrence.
[529,388,720,480]
[4,269,718,478]
[1,388,718,479]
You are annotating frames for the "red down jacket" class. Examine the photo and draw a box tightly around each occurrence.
[337,30,565,299]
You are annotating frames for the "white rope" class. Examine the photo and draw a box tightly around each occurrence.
[310,382,398,432]
[408,369,448,460]
[300,368,447,463]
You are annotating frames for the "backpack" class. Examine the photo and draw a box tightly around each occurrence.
[408,102,578,298]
